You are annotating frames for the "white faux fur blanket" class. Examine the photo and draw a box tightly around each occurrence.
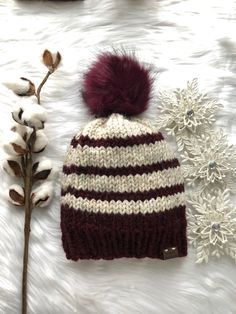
[0,0,236,313]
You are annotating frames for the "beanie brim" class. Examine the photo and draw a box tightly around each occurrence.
[61,204,187,260]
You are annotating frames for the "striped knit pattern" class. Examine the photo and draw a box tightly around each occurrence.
[61,113,187,260]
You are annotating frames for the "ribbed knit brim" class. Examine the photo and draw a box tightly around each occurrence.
[60,114,187,260]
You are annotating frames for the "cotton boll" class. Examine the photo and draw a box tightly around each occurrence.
[12,104,24,124]
[3,131,27,156]
[21,104,47,129]
[2,156,22,177]
[3,78,33,96]
[8,184,25,206]
[33,130,48,153]
[10,123,32,140]
[31,181,53,208]
[33,157,52,173]
[2,159,16,177]
[33,157,53,181]
[33,157,57,181]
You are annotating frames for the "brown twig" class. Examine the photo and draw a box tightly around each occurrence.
[21,68,53,313]
[21,153,32,314]
[21,72,49,314]
[21,129,36,314]
[36,71,52,105]
[19,49,61,314]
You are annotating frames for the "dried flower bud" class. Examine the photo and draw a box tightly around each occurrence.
[33,158,52,181]
[33,130,48,153]
[8,184,25,206]
[3,131,28,156]
[31,181,53,208]
[43,50,53,68]
[2,157,23,177]
[21,103,47,130]
[3,77,35,97]
[42,49,61,73]
[51,52,61,71]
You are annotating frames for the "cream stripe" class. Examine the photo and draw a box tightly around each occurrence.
[80,114,157,140]
[61,192,186,214]
[61,167,183,193]
[64,140,175,168]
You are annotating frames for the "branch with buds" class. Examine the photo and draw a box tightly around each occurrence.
[2,49,61,314]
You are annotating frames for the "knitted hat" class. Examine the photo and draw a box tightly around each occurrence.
[61,52,187,260]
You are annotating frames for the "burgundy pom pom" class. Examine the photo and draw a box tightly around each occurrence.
[82,52,152,117]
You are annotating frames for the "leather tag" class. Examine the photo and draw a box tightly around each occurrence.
[163,247,179,260]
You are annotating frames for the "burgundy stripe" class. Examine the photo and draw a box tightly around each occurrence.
[60,204,187,260]
[71,132,164,148]
[63,158,180,176]
[61,184,184,202]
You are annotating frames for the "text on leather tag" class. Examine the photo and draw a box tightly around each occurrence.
[163,247,179,260]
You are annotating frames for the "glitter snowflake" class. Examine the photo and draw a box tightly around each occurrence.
[188,189,236,263]
[157,79,222,149]
[181,129,236,192]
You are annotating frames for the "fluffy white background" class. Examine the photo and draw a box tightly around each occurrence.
[0,0,236,313]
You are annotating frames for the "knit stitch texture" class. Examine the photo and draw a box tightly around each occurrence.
[61,113,187,260]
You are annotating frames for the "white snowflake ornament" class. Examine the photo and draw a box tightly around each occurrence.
[157,79,222,143]
[188,189,236,263]
[181,129,236,192]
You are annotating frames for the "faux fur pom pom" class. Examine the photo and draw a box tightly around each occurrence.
[82,52,153,117]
